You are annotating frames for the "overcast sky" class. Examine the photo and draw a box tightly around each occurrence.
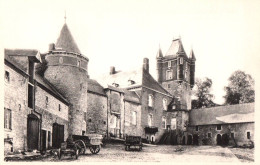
[1,0,259,104]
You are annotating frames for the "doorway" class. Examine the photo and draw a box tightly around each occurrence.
[187,135,192,145]
[52,123,64,148]
[41,130,47,151]
[193,134,199,145]
[182,136,186,145]
[222,134,229,146]
[27,114,40,150]
[217,134,222,145]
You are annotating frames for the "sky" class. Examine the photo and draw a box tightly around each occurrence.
[1,0,259,104]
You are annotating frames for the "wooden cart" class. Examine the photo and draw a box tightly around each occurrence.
[125,136,142,151]
[58,141,80,160]
[72,134,103,155]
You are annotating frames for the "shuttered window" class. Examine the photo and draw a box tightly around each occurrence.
[4,108,12,129]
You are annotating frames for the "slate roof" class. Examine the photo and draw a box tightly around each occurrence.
[4,49,40,73]
[87,79,106,96]
[165,38,187,58]
[189,103,255,126]
[96,67,172,96]
[56,23,81,54]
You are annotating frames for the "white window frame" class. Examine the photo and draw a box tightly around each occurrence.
[148,94,153,107]
[171,118,177,130]
[180,58,183,64]
[168,61,171,67]
[4,108,12,130]
[148,114,153,127]
[166,70,172,80]
[131,111,137,125]
[163,98,167,111]
[162,117,166,129]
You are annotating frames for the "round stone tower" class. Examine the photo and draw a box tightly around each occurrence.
[44,23,89,135]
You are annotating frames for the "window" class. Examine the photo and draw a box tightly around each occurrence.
[59,57,63,64]
[247,132,251,139]
[163,99,167,111]
[162,117,166,129]
[167,84,171,89]
[217,125,222,130]
[179,58,183,64]
[148,114,153,127]
[5,71,10,83]
[28,84,34,108]
[58,104,61,111]
[131,111,137,125]
[231,132,235,139]
[84,112,87,122]
[77,60,81,67]
[172,105,176,110]
[148,95,153,107]
[166,70,173,80]
[4,108,12,129]
[208,133,212,138]
[168,61,171,67]
[195,126,199,131]
[171,118,176,130]
[45,96,48,108]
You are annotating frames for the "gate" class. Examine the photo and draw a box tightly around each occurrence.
[27,114,40,150]
[52,123,64,148]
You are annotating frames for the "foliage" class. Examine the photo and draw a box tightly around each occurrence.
[192,77,216,109]
[224,70,254,105]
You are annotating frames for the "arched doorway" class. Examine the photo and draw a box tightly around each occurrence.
[27,114,40,150]
[193,134,199,145]
[216,134,222,145]
[222,134,229,146]
[187,135,192,145]
[182,136,186,145]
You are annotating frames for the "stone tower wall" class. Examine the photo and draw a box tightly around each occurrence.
[44,53,88,135]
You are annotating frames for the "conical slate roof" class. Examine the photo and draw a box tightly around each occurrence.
[56,23,81,54]
[156,46,163,58]
[189,49,196,60]
[165,38,186,58]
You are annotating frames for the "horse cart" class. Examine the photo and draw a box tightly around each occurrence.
[125,136,142,151]
[58,134,103,159]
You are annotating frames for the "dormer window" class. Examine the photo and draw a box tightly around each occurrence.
[172,104,176,110]
[128,80,135,86]
[179,58,183,65]
[148,94,153,107]
[112,83,119,87]
[168,61,171,67]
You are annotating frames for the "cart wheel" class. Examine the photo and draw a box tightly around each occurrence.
[75,149,79,159]
[74,140,86,155]
[89,145,100,154]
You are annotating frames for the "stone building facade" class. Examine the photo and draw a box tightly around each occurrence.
[4,22,255,155]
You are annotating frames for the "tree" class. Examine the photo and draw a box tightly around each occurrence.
[224,70,255,105]
[192,77,216,109]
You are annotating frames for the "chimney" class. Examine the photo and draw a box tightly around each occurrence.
[110,66,116,75]
[49,43,55,51]
[143,58,149,72]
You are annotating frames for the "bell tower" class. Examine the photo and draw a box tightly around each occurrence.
[156,38,196,110]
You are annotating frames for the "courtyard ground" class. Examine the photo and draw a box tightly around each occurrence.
[7,144,254,162]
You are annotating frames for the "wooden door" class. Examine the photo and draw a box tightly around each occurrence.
[217,134,222,145]
[52,123,64,148]
[27,115,40,150]
[41,130,47,151]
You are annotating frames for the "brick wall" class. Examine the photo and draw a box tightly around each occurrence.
[4,65,28,153]
[86,93,107,135]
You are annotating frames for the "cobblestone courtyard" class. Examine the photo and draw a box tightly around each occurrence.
[21,144,254,162]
